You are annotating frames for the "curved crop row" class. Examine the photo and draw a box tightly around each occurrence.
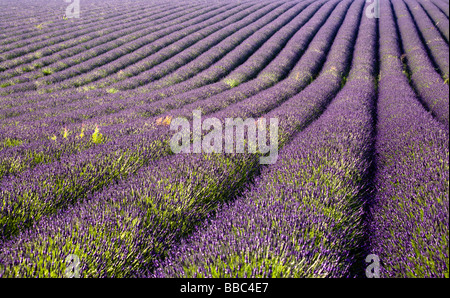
[404,0,449,81]
[368,0,449,278]
[419,0,449,43]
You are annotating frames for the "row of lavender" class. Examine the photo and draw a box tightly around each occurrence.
[0,1,177,57]
[368,0,449,278]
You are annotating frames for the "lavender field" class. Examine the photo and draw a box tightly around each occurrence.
[0,0,448,278]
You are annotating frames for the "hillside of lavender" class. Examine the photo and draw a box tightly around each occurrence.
[0,0,448,278]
